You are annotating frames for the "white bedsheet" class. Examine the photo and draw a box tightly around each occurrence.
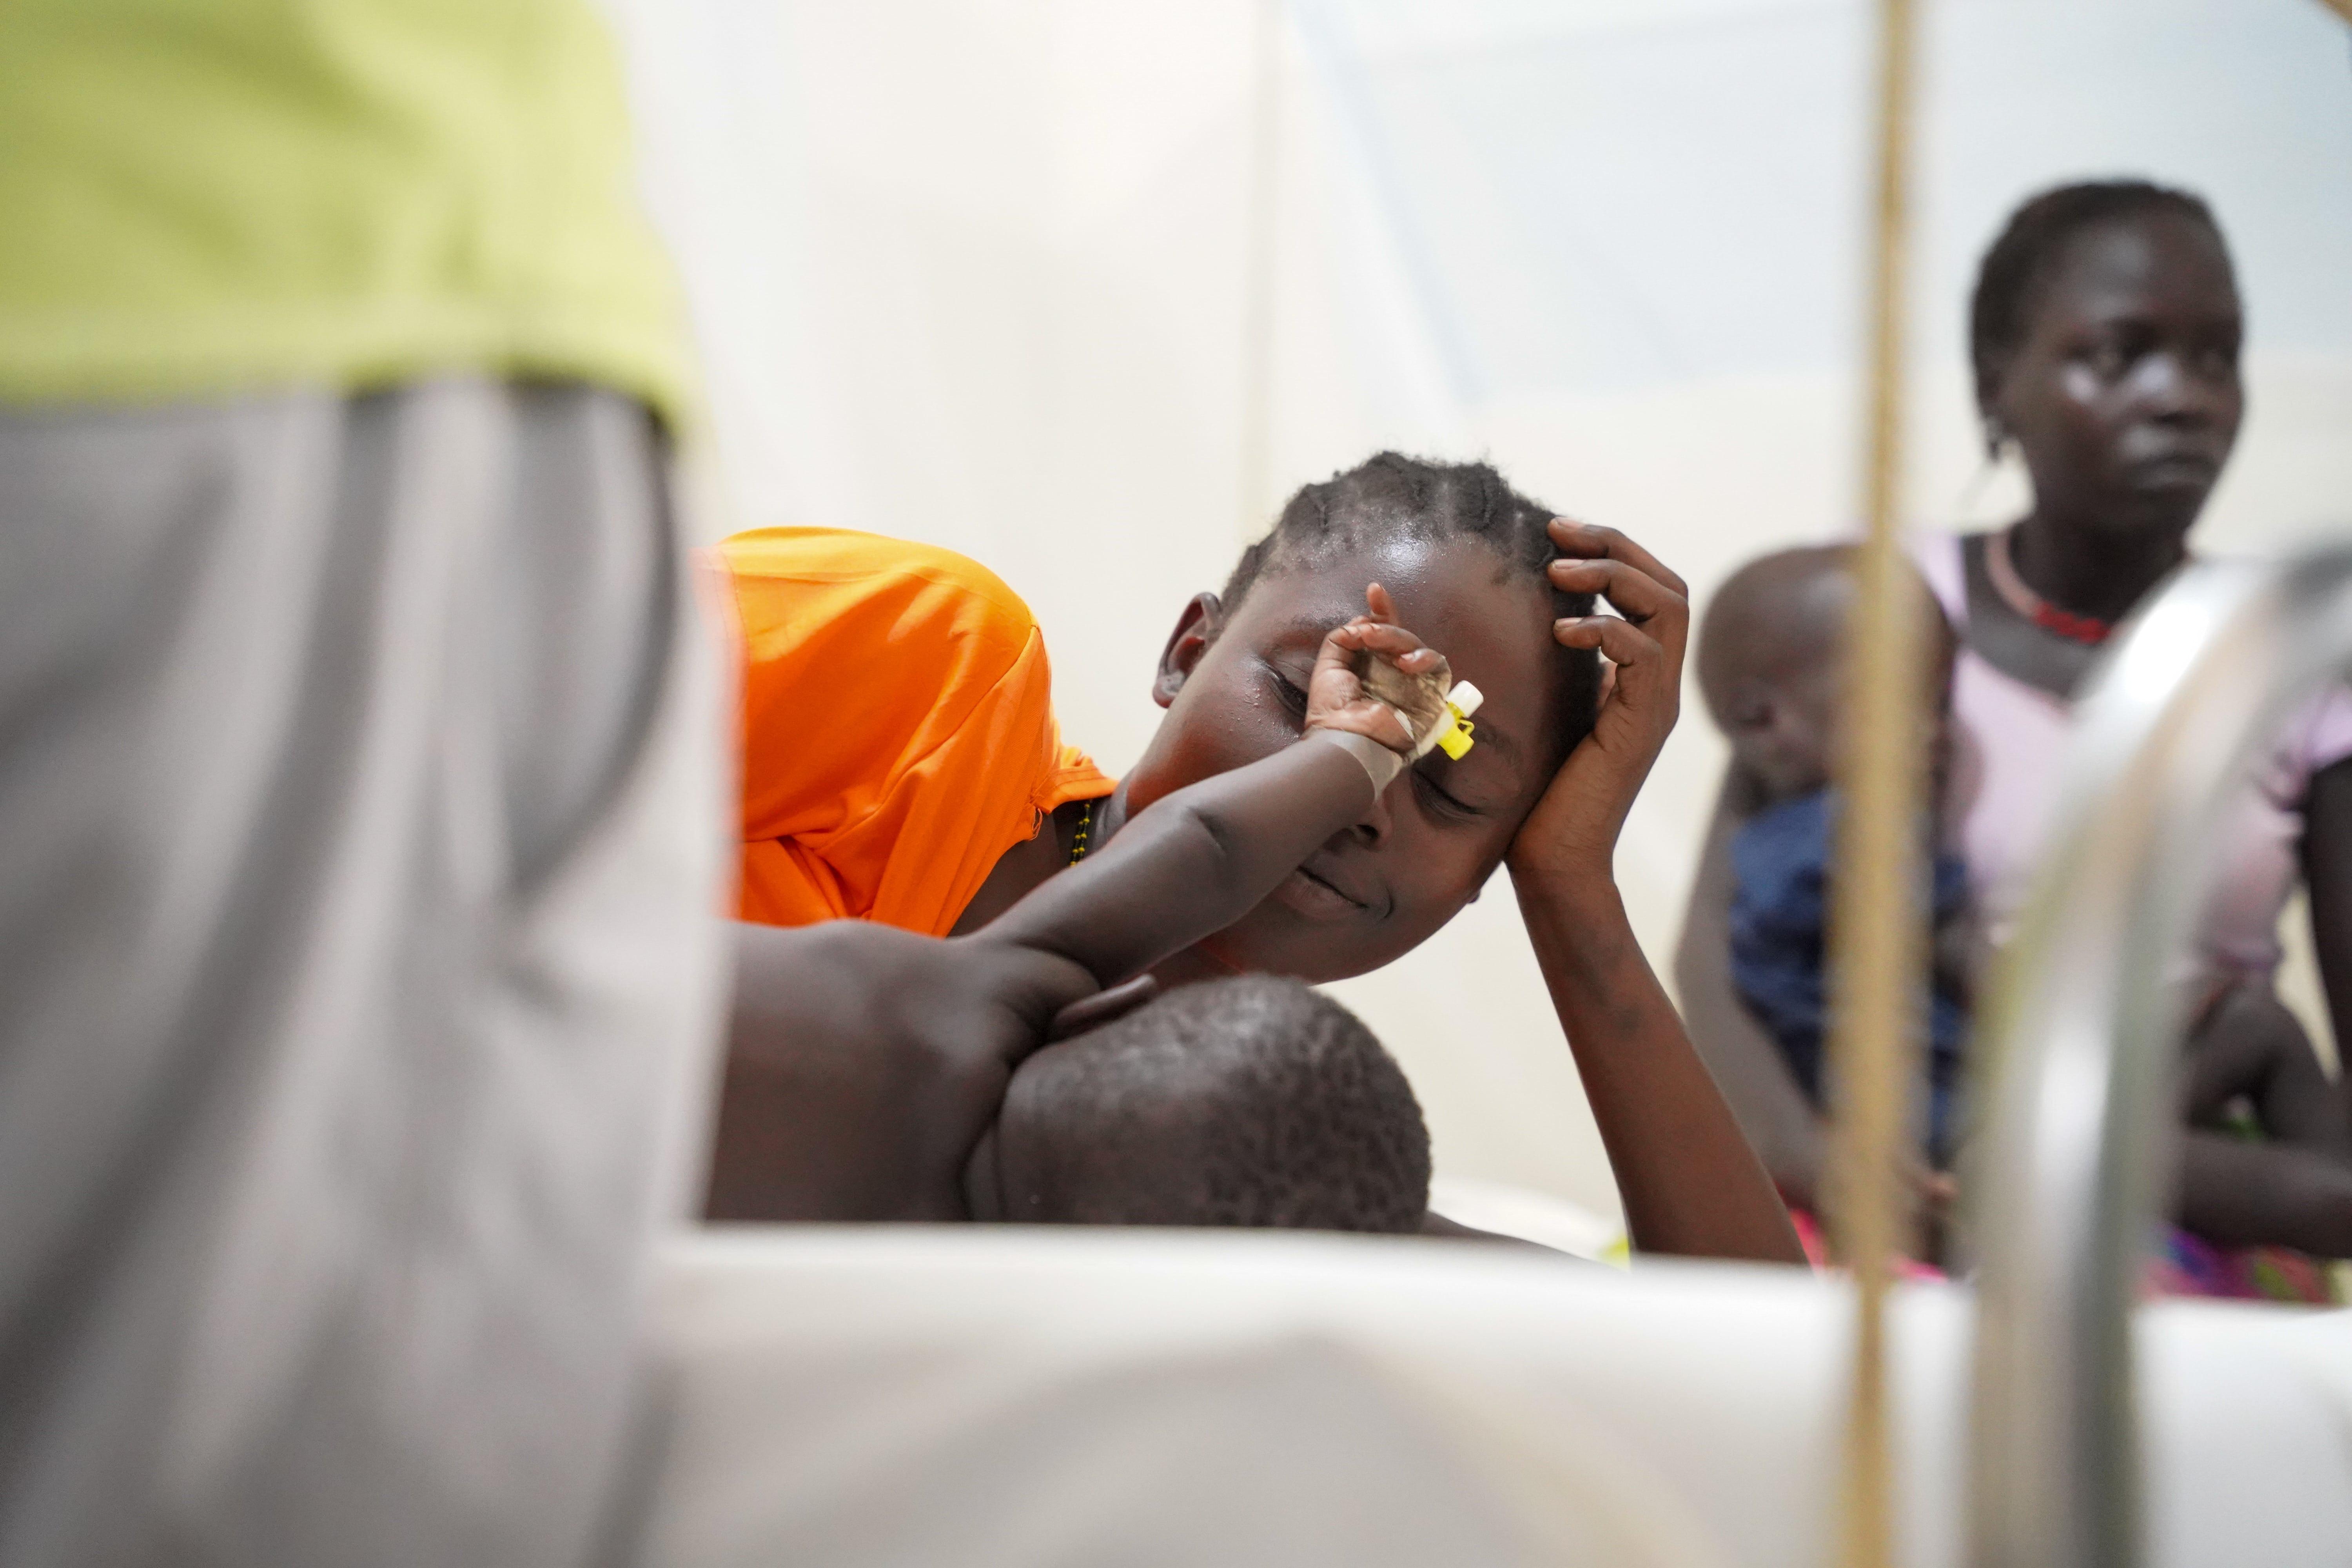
[632,1228,2352,1568]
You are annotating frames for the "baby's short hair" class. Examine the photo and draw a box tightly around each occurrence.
[1007,975,1431,1234]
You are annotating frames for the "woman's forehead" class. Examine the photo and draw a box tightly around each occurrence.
[1232,534,1546,636]
[2038,216,2237,322]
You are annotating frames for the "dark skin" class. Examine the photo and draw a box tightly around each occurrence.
[710,523,1804,1264]
[1678,207,2352,1254]
[1107,537,1582,985]
[2310,760,2352,1136]
[1971,209,2245,697]
[2176,981,2352,1256]
[956,535,1579,975]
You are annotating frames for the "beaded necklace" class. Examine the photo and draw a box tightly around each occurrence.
[1067,797,1096,865]
[1985,524,2114,646]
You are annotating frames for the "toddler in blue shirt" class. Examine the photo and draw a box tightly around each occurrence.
[1697,546,1973,1165]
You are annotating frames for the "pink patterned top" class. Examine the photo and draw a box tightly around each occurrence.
[1910,531,2352,980]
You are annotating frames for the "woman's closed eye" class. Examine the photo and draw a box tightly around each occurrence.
[1267,656,1486,818]
[1266,662,1309,725]
[1411,764,1484,823]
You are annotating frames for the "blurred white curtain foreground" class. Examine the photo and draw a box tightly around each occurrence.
[633,1229,2352,1567]
[606,0,2352,1221]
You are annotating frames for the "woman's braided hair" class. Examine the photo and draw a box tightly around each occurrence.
[1969,178,2230,410]
[1223,452,1566,606]
[1224,452,1602,762]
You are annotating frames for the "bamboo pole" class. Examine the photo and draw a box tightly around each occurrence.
[1830,1,1924,1566]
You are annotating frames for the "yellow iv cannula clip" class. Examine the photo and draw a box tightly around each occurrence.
[1432,681,1483,761]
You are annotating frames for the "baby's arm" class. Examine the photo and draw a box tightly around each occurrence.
[975,587,1437,985]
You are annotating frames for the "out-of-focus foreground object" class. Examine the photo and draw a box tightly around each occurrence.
[1825,2,1925,1567]
[0,384,727,1568]
[0,4,721,1565]
[632,1227,2351,1568]
[0,0,690,419]
[1969,543,2352,1568]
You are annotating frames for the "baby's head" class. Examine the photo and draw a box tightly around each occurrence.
[965,975,1431,1234]
[1696,546,1955,803]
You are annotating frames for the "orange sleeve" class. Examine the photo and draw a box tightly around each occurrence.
[722,527,1114,937]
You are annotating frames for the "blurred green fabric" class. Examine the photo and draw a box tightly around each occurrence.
[0,0,690,423]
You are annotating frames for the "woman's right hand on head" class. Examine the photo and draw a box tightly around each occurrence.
[1305,582,1443,754]
[711,920,1102,1221]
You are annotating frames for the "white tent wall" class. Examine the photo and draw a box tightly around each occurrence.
[606,0,2352,1227]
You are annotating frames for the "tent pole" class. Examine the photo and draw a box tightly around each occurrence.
[1831,1,1924,1566]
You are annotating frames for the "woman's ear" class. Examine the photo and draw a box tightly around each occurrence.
[1153,593,1221,708]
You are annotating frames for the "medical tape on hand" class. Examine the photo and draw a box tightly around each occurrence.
[1361,659,1485,762]
[1310,727,1407,793]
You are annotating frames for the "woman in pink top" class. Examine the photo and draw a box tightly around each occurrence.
[1679,181,2352,1284]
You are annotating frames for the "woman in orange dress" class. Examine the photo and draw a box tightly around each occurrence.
[724,524,1116,939]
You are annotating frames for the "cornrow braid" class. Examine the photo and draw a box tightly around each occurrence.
[1970,178,2230,408]
[1221,451,1603,766]
[1223,452,1572,608]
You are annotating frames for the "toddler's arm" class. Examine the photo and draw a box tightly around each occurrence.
[975,586,1437,985]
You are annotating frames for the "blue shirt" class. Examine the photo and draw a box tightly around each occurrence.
[1727,788,1970,1162]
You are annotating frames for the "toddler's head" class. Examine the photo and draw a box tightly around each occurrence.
[1696,546,1955,804]
[966,975,1430,1233]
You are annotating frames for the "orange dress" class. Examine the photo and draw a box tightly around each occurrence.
[721,526,1114,936]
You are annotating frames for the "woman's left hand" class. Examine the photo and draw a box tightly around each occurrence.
[1508,519,1690,884]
